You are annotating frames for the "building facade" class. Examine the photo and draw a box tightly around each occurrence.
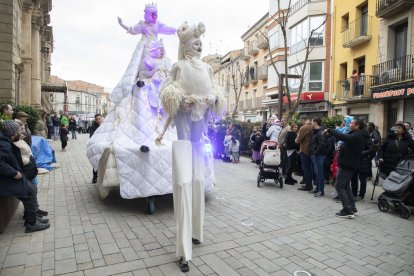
[49,76,110,117]
[265,1,289,116]
[370,0,414,134]
[214,50,246,119]
[0,0,54,111]
[283,0,331,118]
[331,0,380,122]
[240,13,270,122]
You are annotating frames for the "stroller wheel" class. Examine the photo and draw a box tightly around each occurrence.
[257,174,261,187]
[378,197,389,212]
[400,206,411,219]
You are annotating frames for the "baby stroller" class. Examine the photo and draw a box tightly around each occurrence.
[377,155,414,219]
[257,140,283,188]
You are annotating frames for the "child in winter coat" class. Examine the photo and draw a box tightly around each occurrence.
[60,124,69,151]
[230,137,240,163]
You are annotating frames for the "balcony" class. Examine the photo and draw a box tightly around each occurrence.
[336,75,373,101]
[342,16,372,48]
[240,50,250,61]
[238,101,244,112]
[248,41,259,55]
[376,0,414,18]
[288,0,311,16]
[257,65,268,80]
[244,99,252,112]
[371,54,414,86]
[257,34,268,49]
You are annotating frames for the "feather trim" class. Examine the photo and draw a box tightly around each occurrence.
[159,81,186,117]
[212,84,226,117]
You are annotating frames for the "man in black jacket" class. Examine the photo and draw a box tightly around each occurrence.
[310,118,328,197]
[0,121,50,232]
[89,114,103,183]
[322,118,366,218]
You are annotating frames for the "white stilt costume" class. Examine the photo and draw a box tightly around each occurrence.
[158,22,225,271]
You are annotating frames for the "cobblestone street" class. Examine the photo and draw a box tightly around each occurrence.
[0,134,413,276]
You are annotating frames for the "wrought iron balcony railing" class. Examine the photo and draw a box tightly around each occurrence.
[342,16,372,48]
[376,0,414,18]
[336,75,373,101]
[371,54,414,86]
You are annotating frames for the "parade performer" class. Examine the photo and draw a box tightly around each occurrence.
[86,3,178,199]
[158,21,225,272]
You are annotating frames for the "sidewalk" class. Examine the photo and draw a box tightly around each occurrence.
[0,133,413,275]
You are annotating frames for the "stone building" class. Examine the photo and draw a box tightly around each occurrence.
[0,0,55,111]
[49,76,111,117]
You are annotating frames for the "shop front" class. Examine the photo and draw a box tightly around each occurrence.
[284,92,329,118]
[371,81,414,132]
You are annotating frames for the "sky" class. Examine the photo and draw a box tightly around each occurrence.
[50,0,269,91]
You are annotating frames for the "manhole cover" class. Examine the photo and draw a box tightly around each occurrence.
[216,196,224,200]
[241,219,253,227]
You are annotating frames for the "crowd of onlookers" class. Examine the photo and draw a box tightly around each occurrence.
[209,113,414,219]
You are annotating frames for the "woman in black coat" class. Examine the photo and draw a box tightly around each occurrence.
[285,123,300,184]
[378,121,414,176]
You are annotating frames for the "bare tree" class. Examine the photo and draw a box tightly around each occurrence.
[257,0,327,119]
[226,57,246,119]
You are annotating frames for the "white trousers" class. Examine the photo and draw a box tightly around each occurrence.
[172,111,205,261]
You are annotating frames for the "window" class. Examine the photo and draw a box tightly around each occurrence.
[290,16,325,53]
[289,64,302,93]
[341,13,349,32]
[360,4,368,36]
[49,93,54,102]
[309,16,325,47]
[309,62,323,91]
[75,96,80,104]
[395,22,408,59]
[269,30,279,50]
[252,90,257,108]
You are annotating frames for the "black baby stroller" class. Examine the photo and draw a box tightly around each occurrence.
[257,140,283,188]
[377,155,414,219]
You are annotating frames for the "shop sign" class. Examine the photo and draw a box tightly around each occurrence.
[297,101,328,113]
[283,92,324,104]
[372,86,414,100]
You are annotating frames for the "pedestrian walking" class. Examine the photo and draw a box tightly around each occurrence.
[52,113,60,140]
[60,124,68,152]
[68,116,77,140]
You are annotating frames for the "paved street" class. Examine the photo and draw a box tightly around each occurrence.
[0,134,413,276]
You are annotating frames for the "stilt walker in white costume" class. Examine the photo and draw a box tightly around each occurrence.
[158,22,225,272]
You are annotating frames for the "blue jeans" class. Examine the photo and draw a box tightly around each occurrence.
[53,126,60,139]
[312,155,326,192]
[300,153,313,189]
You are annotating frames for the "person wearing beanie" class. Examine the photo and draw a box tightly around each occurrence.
[158,21,225,272]
[378,120,414,176]
[0,120,50,233]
